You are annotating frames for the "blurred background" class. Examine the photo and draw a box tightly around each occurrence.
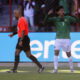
[0,0,80,32]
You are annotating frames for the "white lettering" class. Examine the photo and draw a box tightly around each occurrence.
[30,40,43,58]
[71,40,80,59]
[44,40,55,58]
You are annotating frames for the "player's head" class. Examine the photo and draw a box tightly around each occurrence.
[56,6,64,16]
[14,9,22,19]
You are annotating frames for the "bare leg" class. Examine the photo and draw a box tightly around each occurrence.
[24,50,44,73]
[13,49,21,70]
[7,49,21,73]
[25,50,42,68]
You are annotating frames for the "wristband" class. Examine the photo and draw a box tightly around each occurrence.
[13,32,17,35]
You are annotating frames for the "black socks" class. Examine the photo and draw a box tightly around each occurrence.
[13,56,20,70]
[29,55,42,68]
[13,55,42,70]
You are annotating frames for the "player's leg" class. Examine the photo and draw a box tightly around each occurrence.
[13,49,21,71]
[23,36,44,73]
[54,50,59,73]
[53,39,61,73]
[66,52,74,73]
[7,49,21,73]
[7,38,22,73]
[63,39,74,73]
[25,50,44,73]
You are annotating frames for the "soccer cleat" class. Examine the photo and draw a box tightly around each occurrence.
[71,69,74,73]
[51,69,58,74]
[38,66,44,73]
[7,69,17,73]
[54,69,58,73]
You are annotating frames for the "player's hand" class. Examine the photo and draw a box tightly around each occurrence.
[19,41,23,47]
[71,13,76,16]
[48,9,53,15]
[9,33,13,37]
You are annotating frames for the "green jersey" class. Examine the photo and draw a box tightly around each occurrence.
[46,15,79,39]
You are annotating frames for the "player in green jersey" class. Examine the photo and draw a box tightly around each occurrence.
[46,6,79,73]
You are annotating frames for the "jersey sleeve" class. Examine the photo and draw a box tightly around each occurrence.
[69,16,79,23]
[20,20,26,31]
[45,15,56,22]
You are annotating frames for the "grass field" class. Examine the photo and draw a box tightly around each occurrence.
[0,67,80,80]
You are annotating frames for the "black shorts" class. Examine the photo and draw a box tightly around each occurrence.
[16,36,30,52]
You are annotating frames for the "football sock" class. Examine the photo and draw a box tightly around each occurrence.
[54,56,58,70]
[29,55,42,68]
[13,56,19,70]
[69,56,73,70]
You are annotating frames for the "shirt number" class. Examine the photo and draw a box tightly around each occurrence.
[62,22,64,26]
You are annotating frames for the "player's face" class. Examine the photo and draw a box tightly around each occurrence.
[57,9,64,16]
[14,11,19,19]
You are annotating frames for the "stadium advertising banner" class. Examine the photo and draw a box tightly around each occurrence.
[0,33,80,62]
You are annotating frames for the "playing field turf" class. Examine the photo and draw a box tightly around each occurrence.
[0,67,80,80]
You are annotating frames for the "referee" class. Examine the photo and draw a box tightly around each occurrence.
[8,9,44,73]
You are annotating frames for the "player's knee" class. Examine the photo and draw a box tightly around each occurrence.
[27,54,32,58]
[26,54,30,57]
[55,50,59,56]
[25,51,32,58]
[66,52,71,57]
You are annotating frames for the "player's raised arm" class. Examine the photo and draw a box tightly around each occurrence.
[69,13,79,23]
[45,9,56,22]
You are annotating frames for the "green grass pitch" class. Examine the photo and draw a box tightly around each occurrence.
[0,67,80,80]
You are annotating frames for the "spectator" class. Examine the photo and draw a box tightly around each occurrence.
[24,0,35,31]
[45,0,59,15]
[18,0,24,16]
[67,0,73,15]
[0,1,2,14]
[37,4,46,32]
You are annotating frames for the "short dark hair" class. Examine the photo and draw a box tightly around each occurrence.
[56,6,63,12]
[14,8,22,14]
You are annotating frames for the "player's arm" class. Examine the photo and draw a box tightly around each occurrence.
[19,31,25,47]
[9,31,17,37]
[19,30,25,47]
[20,30,25,41]
[9,25,17,37]
[18,30,25,46]
[70,13,79,23]
[45,9,56,22]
